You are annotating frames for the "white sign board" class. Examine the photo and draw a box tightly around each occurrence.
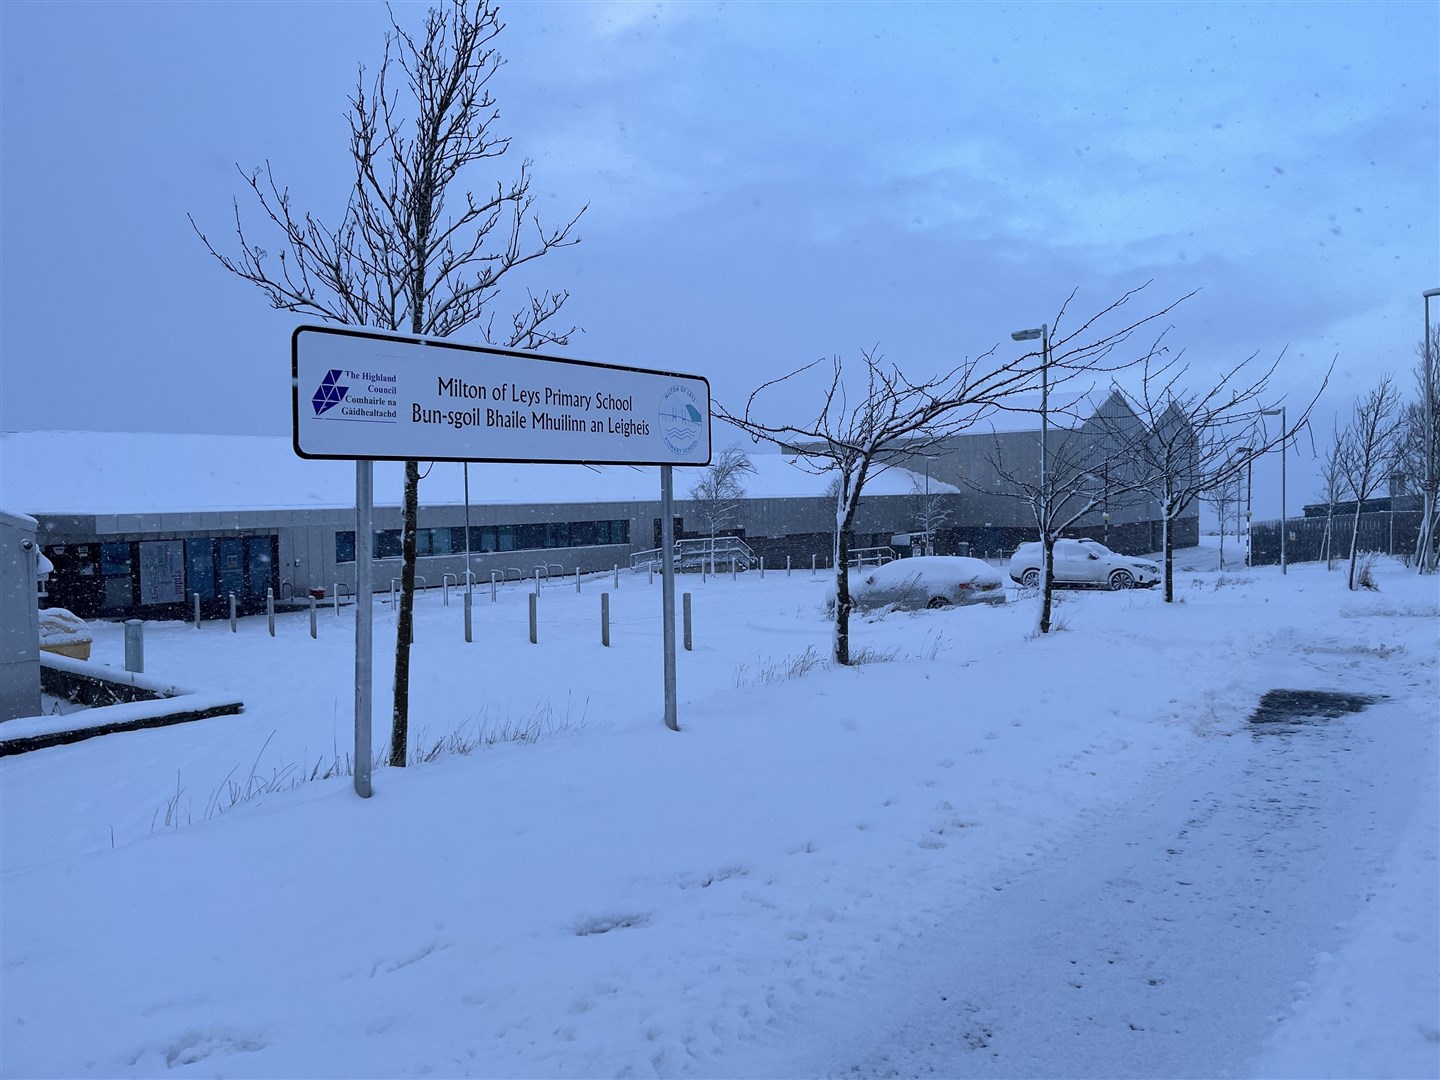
[293,325,711,466]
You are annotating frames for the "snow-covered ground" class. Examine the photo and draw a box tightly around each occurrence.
[3,543,1437,1079]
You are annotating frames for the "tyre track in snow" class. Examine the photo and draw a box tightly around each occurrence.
[736,637,1433,1079]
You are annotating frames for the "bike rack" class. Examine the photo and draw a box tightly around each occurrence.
[532,565,549,594]
[442,573,459,605]
[490,569,502,602]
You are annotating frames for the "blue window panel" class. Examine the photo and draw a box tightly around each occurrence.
[186,539,216,600]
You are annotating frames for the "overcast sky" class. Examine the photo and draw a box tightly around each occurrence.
[2,0,1436,519]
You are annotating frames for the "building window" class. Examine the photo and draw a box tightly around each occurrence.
[337,518,635,562]
[375,529,402,559]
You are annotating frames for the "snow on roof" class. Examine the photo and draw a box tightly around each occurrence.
[0,431,956,516]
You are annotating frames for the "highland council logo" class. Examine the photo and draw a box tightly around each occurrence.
[659,384,703,456]
[312,369,349,416]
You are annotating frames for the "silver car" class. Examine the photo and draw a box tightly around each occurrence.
[1007,539,1160,590]
[845,555,1008,610]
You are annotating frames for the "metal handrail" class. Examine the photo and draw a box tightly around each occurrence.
[847,545,897,568]
[630,535,757,572]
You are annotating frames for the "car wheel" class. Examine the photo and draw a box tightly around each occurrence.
[926,596,951,609]
[1020,568,1041,588]
[1108,569,1135,590]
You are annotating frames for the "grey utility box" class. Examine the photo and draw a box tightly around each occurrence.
[0,509,42,722]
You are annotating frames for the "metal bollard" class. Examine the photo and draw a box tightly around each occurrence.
[528,592,537,644]
[613,563,620,589]
[731,558,737,581]
[124,619,144,673]
[334,584,341,616]
[601,592,610,647]
[683,592,692,651]
[812,554,817,575]
[464,589,473,643]
[309,595,317,639]
[193,592,201,629]
[490,570,500,603]
[648,563,654,586]
[575,568,581,593]
[760,556,765,579]
[267,587,275,637]
[787,555,792,577]
[229,593,238,632]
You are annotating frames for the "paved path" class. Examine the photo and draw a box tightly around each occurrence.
[729,647,1431,1078]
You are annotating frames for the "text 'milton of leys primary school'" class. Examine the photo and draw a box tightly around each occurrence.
[292,326,710,466]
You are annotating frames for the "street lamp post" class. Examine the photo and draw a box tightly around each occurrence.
[1235,446,1253,568]
[1423,288,1440,573]
[1262,408,1287,574]
[1011,323,1050,511]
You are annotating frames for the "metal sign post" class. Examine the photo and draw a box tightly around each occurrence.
[293,326,710,796]
[354,461,373,799]
[661,465,678,732]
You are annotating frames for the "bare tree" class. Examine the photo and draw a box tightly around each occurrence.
[1316,425,1346,570]
[1103,346,1328,601]
[1394,327,1440,571]
[1200,470,1243,571]
[1338,376,1405,590]
[907,468,951,555]
[190,1,584,765]
[717,286,1191,661]
[980,391,1155,632]
[688,445,755,559]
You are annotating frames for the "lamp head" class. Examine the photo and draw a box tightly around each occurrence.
[1011,328,1044,342]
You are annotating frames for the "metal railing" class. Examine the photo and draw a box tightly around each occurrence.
[847,545,897,569]
[630,535,757,573]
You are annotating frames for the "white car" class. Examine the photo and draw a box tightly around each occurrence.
[843,555,1007,611]
[1007,539,1160,590]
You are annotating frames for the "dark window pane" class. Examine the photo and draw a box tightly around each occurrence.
[614,520,630,545]
[570,521,598,547]
[450,527,468,553]
[186,539,216,599]
[375,529,402,559]
[546,522,570,548]
[498,525,515,552]
[335,531,356,564]
[100,542,132,576]
[515,523,544,550]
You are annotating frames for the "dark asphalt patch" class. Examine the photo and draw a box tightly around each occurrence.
[1248,689,1384,729]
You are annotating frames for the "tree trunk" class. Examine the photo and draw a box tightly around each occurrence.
[1347,503,1362,590]
[1038,535,1056,634]
[833,519,853,665]
[390,459,420,765]
[1162,498,1175,603]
